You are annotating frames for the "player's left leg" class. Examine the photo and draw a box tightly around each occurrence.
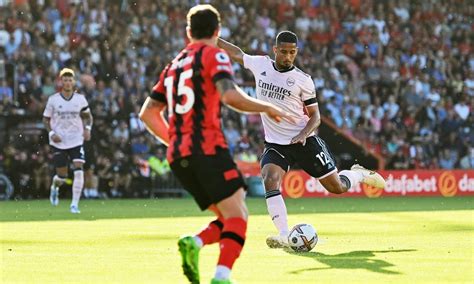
[70,162,84,214]
[300,136,385,194]
[319,165,385,194]
[70,145,86,214]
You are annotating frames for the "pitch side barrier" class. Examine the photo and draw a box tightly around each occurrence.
[235,162,474,198]
[281,170,474,198]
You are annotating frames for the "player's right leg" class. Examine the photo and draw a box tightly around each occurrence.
[50,167,67,206]
[49,146,70,206]
[260,146,292,248]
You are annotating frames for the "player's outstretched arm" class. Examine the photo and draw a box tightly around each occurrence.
[139,97,170,147]
[217,38,245,65]
[217,78,293,123]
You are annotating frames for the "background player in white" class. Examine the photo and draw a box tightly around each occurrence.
[218,31,385,248]
[43,68,93,214]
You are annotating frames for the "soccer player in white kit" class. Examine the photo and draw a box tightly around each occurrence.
[218,31,386,248]
[43,68,93,214]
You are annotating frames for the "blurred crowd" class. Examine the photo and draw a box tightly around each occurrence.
[0,0,473,198]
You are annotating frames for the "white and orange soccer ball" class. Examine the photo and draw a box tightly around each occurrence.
[288,223,318,252]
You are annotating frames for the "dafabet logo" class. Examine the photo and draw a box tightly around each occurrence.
[362,183,383,198]
[283,171,305,198]
[438,171,457,197]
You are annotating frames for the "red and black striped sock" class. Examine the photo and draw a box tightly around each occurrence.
[197,218,224,246]
[217,217,247,269]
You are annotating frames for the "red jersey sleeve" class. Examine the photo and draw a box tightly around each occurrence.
[150,67,168,103]
[205,47,234,83]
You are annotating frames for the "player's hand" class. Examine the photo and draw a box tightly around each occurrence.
[83,129,91,141]
[265,105,295,124]
[290,131,308,146]
[51,133,62,143]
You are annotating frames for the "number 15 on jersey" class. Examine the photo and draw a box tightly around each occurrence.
[163,69,195,117]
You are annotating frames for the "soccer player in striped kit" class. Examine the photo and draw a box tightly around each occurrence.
[140,5,292,284]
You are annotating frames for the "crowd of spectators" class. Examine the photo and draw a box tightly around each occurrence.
[0,0,473,198]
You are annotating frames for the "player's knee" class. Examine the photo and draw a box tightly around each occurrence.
[220,203,247,220]
[73,164,84,171]
[262,172,282,190]
[240,202,248,220]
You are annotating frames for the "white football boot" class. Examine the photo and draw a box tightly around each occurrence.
[351,164,386,189]
[49,184,59,206]
[70,205,81,214]
[266,234,289,249]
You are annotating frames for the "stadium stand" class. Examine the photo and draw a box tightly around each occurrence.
[0,0,472,199]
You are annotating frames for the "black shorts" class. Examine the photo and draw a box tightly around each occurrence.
[170,148,246,211]
[51,145,85,168]
[260,136,337,179]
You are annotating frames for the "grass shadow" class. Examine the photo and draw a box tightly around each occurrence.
[285,249,417,275]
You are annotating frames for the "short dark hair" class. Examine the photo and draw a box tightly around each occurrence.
[187,4,220,39]
[276,31,298,45]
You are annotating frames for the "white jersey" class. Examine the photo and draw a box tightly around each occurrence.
[43,92,90,149]
[243,54,317,145]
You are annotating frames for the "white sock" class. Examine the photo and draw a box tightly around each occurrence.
[71,170,84,207]
[52,175,66,188]
[214,265,231,280]
[193,236,203,248]
[339,170,364,189]
[265,190,289,237]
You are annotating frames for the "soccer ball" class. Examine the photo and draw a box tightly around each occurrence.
[288,223,318,252]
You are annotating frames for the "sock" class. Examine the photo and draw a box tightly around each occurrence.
[195,218,224,248]
[265,190,289,237]
[216,217,247,276]
[53,175,66,187]
[214,265,231,280]
[339,170,364,189]
[71,170,84,207]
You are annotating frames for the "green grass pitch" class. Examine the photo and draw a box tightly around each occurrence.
[1,197,473,283]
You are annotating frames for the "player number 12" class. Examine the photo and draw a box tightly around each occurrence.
[316,152,331,166]
[164,69,195,116]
